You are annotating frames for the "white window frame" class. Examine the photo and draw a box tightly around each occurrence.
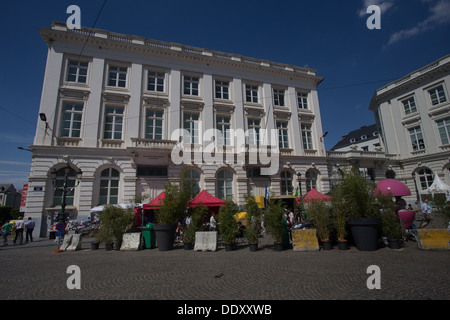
[99,168,120,205]
[103,105,125,140]
[273,88,285,107]
[247,118,261,146]
[277,121,289,148]
[408,126,425,151]
[217,170,233,201]
[60,102,84,138]
[428,84,447,106]
[297,92,309,109]
[301,123,314,150]
[183,111,200,144]
[183,75,200,96]
[245,84,259,104]
[107,64,128,88]
[66,60,89,84]
[436,117,450,145]
[280,170,293,195]
[147,70,166,93]
[145,108,164,140]
[215,80,230,100]
[216,115,231,146]
[401,96,417,115]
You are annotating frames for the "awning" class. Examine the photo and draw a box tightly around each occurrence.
[188,190,226,208]
[142,192,165,210]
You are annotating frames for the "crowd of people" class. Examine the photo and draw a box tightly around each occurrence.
[1,216,35,246]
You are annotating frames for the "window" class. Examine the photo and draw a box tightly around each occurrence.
[145,109,164,140]
[217,170,233,200]
[184,76,199,96]
[418,168,433,190]
[216,115,231,146]
[183,169,201,196]
[108,65,127,88]
[52,168,77,206]
[215,80,229,99]
[136,166,168,177]
[402,97,417,115]
[61,102,83,138]
[301,123,314,150]
[280,171,293,195]
[298,93,308,109]
[273,89,285,106]
[436,117,450,145]
[408,126,425,151]
[428,85,447,105]
[305,171,317,192]
[147,71,165,92]
[183,112,200,143]
[66,60,88,83]
[104,106,124,140]
[245,85,258,103]
[277,121,289,148]
[248,118,261,146]
[99,168,119,205]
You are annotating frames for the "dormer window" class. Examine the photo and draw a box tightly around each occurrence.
[361,135,367,140]
[350,138,356,143]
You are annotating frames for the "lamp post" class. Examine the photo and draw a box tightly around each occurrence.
[51,164,82,224]
[296,172,302,198]
[412,172,420,205]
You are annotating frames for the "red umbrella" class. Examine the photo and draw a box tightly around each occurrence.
[374,179,411,197]
[142,192,165,209]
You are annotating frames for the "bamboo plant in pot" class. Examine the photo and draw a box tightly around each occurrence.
[377,193,403,249]
[96,205,134,251]
[243,195,261,252]
[217,200,238,251]
[183,204,208,250]
[265,200,289,250]
[308,201,333,250]
[331,186,349,250]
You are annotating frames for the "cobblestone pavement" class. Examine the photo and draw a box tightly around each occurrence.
[0,235,448,301]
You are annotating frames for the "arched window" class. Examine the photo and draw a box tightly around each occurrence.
[305,170,318,192]
[99,168,119,205]
[52,167,77,207]
[217,170,233,200]
[280,171,293,195]
[417,168,433,190]
[183,168,201,197]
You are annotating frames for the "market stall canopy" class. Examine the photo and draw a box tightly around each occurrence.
[142,192,165,210]
[90,203,135,213]
[420,173,450,195]
[300,188,332,202]
[189,190,226,207]
[374,179,411,197]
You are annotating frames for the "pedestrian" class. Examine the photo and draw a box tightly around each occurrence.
[421,199,432,228]
[2,220,13,246]
[395,196,407,213]
[209,213,217,231]
[25,217,35,243]
[13,216,24,245]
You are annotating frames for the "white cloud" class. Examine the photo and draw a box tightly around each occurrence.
[386,0,450,46]
[358,0,395,18]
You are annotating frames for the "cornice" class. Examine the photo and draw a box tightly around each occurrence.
[40,22,323,85]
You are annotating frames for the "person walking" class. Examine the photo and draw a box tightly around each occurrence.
[13,217,24,245]
[421,199,432,228]
[2,221,13,246]
[25,217,35,243]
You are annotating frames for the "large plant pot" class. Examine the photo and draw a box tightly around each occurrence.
[388,239,401,249]
[337,240,349,250]
[348,218,380,251]
[154,224,177,251]
[321,240,332,250]
[249,243,258,252]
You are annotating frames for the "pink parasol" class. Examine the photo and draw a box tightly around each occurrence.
[374,179,411,197]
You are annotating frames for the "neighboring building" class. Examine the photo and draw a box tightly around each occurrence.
[330,124,380,152]
[369,54,450,203]
[0,184,21,208]
[26,22,329,237]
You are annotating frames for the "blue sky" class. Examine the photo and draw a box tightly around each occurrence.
[1,0,449,189]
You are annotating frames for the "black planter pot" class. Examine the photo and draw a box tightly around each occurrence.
[184,242,193,250]
[105,243,114,251]
[154,224,177,251]
[322,240,332,250]
[348,218,380,251]
[224,243,234,251]
[388,239,401,249]
[249,243,258,252]
[91,242,99,250]
[337,240,349,250]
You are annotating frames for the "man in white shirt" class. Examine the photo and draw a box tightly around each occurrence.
[13,217,24,244]
[421,199,432,228]
[25,217,35,242]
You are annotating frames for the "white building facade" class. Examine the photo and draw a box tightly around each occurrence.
[369,54,450,203]
[26,22,329,237]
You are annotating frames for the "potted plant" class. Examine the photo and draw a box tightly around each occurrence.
[308,201,332,250]
[381,211,403,249]
[155,174,193,251]
[96,205,134,250]
[265,200,289,250]
[333,167,380,251]
[217,200,238,251]
[243,195,260,251]
[331,186,349,250]
[183,204,207,250]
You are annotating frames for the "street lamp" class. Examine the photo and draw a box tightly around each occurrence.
[296,172,302,198]
[51,164,82,224]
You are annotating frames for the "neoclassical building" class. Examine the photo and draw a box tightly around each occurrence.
[26,22,330,236]
[369,54,450,203]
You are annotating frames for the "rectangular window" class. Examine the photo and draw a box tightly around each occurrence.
[298,93,308,109]
[145,109,164,140]
[104,106,124,140]
[215,80,230,99]
[277,121,289,148]
[436,117,450,145]
[428,85,447,105]
[183,112,199,143]
[409,126,425,151]
[248,118,261,146]
[301,123,313,150]
[245,85,258,103]
[61,102,83,138]
[184,76,199,96]
[216,115,231,146]
[402,97,417,115]
[108,65,127,88]
[136,166,168,177]
[147,71,165,92]
[66,60,88,83]
[273,89,285,106]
